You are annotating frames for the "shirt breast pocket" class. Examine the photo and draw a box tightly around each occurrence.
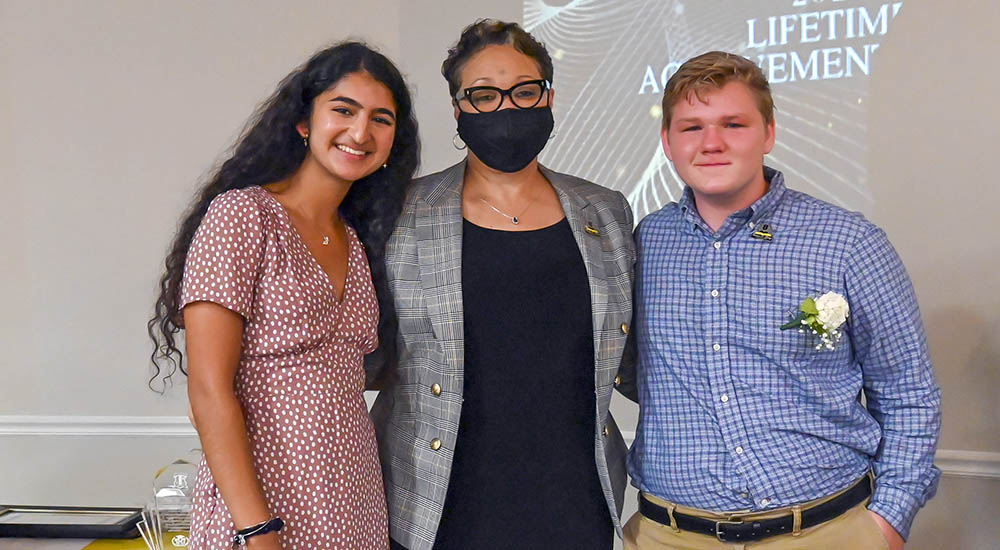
[738,283,855,382]
[739,284,816,366]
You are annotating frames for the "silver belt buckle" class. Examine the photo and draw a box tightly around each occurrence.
[715,518,745,542]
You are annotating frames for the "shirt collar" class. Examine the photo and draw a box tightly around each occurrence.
[677,186,704,234]
[747,166,786,225]
[677,166,787,234]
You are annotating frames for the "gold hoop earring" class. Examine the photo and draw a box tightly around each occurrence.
[452,133,467,150]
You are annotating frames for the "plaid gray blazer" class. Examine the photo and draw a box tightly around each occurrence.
[370,160,635,550]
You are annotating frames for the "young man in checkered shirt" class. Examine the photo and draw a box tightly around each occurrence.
[624,51,940,550]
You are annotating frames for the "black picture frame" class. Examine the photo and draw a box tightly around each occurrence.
[0,505,142,539]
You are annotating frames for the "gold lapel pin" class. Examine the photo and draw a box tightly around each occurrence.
[750,222,774,242]
[584,225,600,236]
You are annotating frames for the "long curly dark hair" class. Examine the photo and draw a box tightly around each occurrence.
[148,41,418,390]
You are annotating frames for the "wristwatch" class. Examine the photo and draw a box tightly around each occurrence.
[233,517,284,547]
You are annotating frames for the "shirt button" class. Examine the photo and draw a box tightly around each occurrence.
[712,343,721,351]
[740,492,749,499]
[430,383,442,396]
[735,446,744,455]
[748,221,755,229]
[720,394,729,403]
[711,289,720,298]
[760,498,771,507]
[430,438,442,451]
[713,241,722,250]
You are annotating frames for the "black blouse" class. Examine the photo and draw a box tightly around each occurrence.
[422,218,612,550]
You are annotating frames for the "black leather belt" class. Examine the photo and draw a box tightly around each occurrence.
[638,476,871,543]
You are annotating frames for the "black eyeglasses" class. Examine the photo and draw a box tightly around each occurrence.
[456,79,551,113]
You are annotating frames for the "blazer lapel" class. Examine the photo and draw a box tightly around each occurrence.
[415,161,466,363]
[542,166,609,366]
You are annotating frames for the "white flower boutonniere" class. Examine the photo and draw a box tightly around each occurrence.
[780,291,850,350]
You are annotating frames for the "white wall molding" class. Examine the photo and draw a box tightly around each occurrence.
[2,420,997,480]
[0,415,196,437]
[934,449,1000,480]
[618,431,1000,481]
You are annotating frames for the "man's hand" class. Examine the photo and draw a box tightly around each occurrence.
[869,511,904,550]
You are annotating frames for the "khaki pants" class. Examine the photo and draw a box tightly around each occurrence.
[624,491,889,550]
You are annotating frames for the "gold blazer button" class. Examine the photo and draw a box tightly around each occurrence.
[430,438,442,451]
[431,383,442,396]
[602,425,610,437]
[584,225,600,236]
[620,322,629,335]
[614,375,622,387]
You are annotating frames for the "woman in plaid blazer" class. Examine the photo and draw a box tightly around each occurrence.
[369,20,635,550]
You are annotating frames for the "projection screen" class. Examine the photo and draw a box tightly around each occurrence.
[525,0,904,218]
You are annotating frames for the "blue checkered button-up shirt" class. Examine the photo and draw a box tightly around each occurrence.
[627,168,941,539]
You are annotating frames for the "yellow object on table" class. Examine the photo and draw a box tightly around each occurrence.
[83,532,190,549]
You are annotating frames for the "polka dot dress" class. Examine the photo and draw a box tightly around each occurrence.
[180,186,388,550]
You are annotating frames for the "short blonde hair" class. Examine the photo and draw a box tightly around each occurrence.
[661,51,774,129]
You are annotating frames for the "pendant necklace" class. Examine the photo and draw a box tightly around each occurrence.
[479,183,545,225]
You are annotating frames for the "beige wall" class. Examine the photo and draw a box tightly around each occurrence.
[869,0,1000,455]
[1,1,998,548]
[865,4,1000,544]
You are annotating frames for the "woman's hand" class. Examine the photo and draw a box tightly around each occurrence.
[244,531,283,550]
[869,511,904,550]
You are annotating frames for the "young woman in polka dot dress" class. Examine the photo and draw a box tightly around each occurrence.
[148,42,419,550]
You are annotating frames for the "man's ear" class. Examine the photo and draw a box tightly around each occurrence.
[660,127,673,161]
[763,118,776,154]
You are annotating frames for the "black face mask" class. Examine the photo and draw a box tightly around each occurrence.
[457,106,554,173]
